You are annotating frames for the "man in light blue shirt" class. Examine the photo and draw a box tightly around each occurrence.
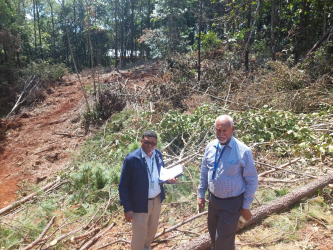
[198,115,258,250]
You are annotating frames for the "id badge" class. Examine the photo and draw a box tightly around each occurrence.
[209,180,215,194]
[150,180,155,189]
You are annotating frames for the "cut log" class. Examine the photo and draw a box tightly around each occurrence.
[174,173,333,250]
[0,179,59,217]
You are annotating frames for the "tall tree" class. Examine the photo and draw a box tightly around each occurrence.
[197,0,202,81]
[35,0,43,59]
[130,0,134,61]
[114,0,118,68]
[270,0,276,61]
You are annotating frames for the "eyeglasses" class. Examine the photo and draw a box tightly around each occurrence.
[143,141,157,146]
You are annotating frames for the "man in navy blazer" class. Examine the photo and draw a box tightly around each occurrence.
[118,130,177,250]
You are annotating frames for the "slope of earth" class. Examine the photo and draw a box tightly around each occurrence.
[0,77,88,208]
[0,61,161,210]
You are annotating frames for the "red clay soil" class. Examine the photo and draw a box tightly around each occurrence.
[0,77,87,209]
[0,62,161,210]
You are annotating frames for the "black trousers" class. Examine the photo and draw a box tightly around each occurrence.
[208,193,243,250]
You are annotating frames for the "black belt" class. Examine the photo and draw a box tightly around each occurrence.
[148,193,160,200]
[210,192,243,200]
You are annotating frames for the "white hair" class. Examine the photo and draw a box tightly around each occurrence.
[214,115,234,127]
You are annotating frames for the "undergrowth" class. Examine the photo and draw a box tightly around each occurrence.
[1,103,333,249]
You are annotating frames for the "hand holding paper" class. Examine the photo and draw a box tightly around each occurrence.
[168,177,178,184]
[159,164,184,183]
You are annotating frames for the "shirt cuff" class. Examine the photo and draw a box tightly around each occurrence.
[198,189,206,199]
[242,200,251,209]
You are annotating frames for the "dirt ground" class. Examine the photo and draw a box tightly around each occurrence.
[0,77,87,208]
[0,62,160,210]
[1,61,333,249]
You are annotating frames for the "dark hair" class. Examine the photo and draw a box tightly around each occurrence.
[142,130,158,139]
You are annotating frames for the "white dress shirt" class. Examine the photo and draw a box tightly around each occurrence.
[142,150,161,198]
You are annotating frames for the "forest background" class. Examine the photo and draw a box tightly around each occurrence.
[1,0,333,249]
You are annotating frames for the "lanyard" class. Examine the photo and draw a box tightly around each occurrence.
[144,156,155,180]
[212,142,227,179]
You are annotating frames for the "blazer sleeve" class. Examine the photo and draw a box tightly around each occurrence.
[118,156,132,212]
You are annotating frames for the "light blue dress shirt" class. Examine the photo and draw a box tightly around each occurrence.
[198,136,258,209]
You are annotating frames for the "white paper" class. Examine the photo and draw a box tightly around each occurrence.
[159,164,184,182]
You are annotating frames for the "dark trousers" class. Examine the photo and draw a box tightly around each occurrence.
[208,193,243,250]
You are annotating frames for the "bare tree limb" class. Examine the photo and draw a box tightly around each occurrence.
[154,211,208,240]
[96,239,131,249]
[307,23,333,57]
[70,228,101,242]
[255,161,317,179]
[22,216,55,250]
[0,180,59,217]
[79,222,115,250]
[6,76,36,118]
[258,158,301,177]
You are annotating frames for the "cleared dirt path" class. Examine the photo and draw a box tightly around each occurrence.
[0,77,86,208]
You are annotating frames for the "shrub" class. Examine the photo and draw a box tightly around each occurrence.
[268,61,309,90]
[192,31,223,52]
[22,60,68,81]
[98,87,127,120]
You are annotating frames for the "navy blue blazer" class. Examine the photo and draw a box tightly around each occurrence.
[118,148,166,213]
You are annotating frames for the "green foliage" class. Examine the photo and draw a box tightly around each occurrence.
[153,104,218,152]
[252,39,271,61]
[139,29,169,58]
[193,31,223,52]
[234,106,333,158]
[2,101,333,249]
[16,180,35,199]
[82,102,102,124]
[22,61,68,81]
[71,162,116,190]
[302,41,333,80]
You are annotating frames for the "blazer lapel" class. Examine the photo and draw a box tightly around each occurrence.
[137,148,147,171]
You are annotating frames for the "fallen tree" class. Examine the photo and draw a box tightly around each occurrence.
[0,179,60,217]
[174,172,333,250]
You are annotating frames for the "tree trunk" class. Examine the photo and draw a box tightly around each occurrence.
[323,0,327,36]
[197,0,202,81]
[146,0,151,58]
[85,1,96,99]
[47,0,56,60]
[33,0,37,55]
[169,0,174,54]
[174,173,333,250]
[36,0,43,60]
[139,0,143,58]
[244,0,251,72]
[270,0,276,61]
[114,0,118,68]
[294,0,306,64]
[60,0,90,113]
[244,0,260,73]
[16,51,21,68]
[120,2,124,68]
[130,0,134,62]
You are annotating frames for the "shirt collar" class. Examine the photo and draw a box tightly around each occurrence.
[142,148,156,159]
